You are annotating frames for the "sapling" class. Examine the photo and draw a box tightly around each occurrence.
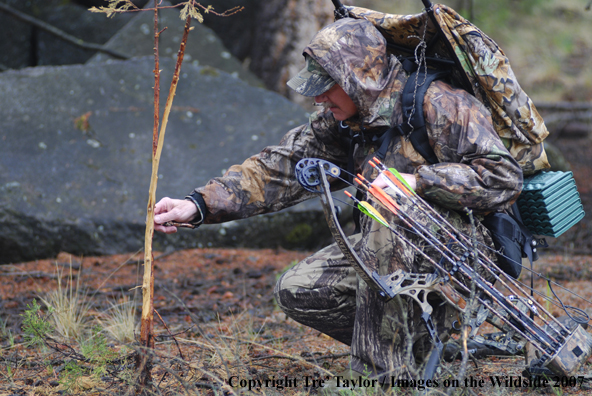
[90,0,243,391]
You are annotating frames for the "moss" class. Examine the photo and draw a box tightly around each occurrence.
[284,223,313,245]
[199,66,220,77]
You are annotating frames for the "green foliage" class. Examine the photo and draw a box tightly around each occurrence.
[81,327,118,370]
[20,299,120,392]
[59,360,87,392]
[59,327,120,393]
[356,0,551,37]
[454,0,552,33]
[20,299,53,348]
[285,223,313,244]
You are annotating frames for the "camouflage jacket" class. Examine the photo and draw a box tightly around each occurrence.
[195,18,523,224]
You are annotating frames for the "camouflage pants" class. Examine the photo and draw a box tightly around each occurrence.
[274,195,496,378]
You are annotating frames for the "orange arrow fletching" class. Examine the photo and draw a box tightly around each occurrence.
[367,184,399,214]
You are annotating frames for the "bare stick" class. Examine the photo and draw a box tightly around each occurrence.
[136,2,192,391]
[136,0,160,390]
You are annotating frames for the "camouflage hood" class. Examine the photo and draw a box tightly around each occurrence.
[303,18,405,129]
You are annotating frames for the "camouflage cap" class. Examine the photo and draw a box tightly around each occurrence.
[286,56,336,97]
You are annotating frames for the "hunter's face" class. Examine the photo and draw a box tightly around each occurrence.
[314,84,358,121]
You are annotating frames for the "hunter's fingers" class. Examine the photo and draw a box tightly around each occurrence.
[154,199,197,224]
[372,174,389,189]
[154,223,178,234]
[154,197,176,215]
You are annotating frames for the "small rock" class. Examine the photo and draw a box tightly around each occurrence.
[246,270,263,279]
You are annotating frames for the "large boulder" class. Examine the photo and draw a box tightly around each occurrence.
[86,5,262,88]
[0,58,340,264]
[0,0,137,69]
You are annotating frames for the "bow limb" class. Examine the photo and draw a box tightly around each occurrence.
[317,164,467,312]
[317,166,392,299]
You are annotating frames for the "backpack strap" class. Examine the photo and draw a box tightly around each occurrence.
[341,67,448,231]
[338,121,366,234]
[398,69,450,164]
[374,68,449,163]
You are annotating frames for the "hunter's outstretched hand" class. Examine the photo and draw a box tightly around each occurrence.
[153,197,198,234]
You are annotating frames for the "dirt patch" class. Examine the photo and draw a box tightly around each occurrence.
[1,248,592,395]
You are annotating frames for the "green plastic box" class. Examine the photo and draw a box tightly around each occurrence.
[517,171,585,237]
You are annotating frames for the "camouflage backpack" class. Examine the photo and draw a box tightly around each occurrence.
[342,3,551,175]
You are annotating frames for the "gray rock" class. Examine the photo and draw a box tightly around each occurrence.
[0,0,34,69]
[0,58,337,264]
[0,0,136,69]
[37,3,135,66]
[87,5,263,88]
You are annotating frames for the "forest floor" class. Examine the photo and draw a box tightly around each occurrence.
[1,101,590,396]
[0,124,590,396]
[1,248,592,396]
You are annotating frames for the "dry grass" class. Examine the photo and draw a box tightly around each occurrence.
[40,263,91,341]
[97,296,139,344]
[2,250,592,395]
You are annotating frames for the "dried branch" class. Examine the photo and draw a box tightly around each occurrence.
[90,0,244,19]
[246,352,350,363]
[154,309,184,360]
[88,0,244,391]
[135,1,161,388]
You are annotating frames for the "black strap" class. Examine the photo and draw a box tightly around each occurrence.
[375,68,449,164]
[399,69,450,165]
[338,121,364,184]
[374,126,396,160]
[338,121,366,234]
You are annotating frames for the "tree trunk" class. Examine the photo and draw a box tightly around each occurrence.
[248,0,333,108]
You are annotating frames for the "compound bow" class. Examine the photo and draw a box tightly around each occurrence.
[295,157,592,380]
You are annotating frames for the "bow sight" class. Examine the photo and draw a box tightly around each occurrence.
[295,158,592,379]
